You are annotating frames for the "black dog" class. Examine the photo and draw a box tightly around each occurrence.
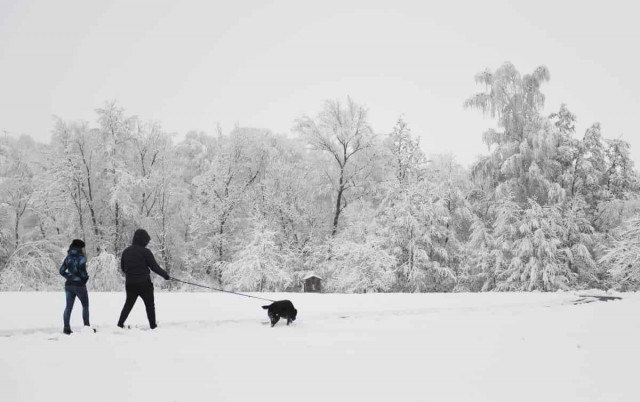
[262,300,297,327]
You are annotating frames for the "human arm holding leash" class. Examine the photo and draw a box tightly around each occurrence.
[145,248,171,280]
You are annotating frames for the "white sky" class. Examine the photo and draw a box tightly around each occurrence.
[1,0,639,167]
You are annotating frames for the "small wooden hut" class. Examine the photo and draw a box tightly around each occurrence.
[303,273,322,293]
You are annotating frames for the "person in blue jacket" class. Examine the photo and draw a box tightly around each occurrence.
[59,239,91,334]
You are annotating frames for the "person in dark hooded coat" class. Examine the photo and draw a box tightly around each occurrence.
[117,229,170,329]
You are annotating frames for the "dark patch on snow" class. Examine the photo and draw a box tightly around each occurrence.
[573,295,622,305]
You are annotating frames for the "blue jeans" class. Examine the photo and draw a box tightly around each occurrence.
[63,285,90,329]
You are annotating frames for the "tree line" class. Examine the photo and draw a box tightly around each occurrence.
[1,62,639,292]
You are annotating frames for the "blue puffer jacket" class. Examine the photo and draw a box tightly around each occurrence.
[59,248,88,286]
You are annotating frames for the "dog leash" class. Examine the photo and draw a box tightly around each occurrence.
[170,277,277,302]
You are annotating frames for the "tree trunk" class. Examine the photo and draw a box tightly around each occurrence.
[570,148,583,197]
[74,181,86,242]
[14,210,20,248]
[114,202,120,256]
[214,221,225,285]
[409,227,414,274]
[158,185,172,288]
[218,223,224,260]
[331,171,345,237]
[81,185,101,245]
[79,145,101,241]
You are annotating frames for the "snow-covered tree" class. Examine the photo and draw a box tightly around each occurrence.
[496,199,572,291]
[49,119,104,246]
[468,191,596,291]
[559,197,598,285]
[87,247,124,291]
[604,138,638,200]
[386,117,426,184]
[326,205,395,293]
[379,180,456,292]
[189,128,266,283]
[600,214,640,289]
[462,63,629,290]
[379,119,469,291]
[96,102,137,256]
[0,208,11,269]
[0,241,63,291]
[0,138,34,248]
[223,213,291,291]
[254,135,327,282]
[328,238,395,293]
[428,155,475,276]
[296,97,378,236]
[465,62,562,205]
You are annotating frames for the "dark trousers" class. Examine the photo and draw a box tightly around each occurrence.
[118,280,156,328]
[63,285,90,329]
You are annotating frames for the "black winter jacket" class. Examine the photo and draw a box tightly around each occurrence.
[121,229,170,283]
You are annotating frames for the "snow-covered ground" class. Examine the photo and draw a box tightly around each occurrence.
[0,291,637,402]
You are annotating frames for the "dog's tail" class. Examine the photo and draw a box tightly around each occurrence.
[262,305,270,309]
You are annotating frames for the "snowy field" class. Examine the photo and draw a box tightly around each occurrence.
[0,291,638,402]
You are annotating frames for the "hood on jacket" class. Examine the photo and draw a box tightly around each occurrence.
[132,229,151,247]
